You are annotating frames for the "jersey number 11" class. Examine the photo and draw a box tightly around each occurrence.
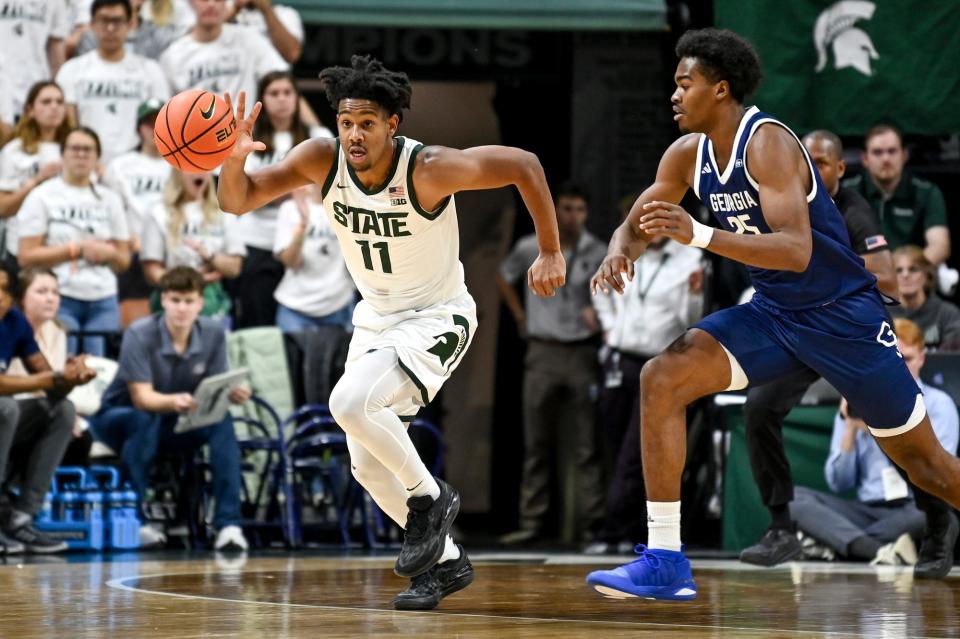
[356,239,393,273]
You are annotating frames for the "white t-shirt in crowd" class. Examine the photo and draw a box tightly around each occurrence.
[0,138,62,255]
[56,51,170,163]
[102,151,171,240]
[0,0,69,116]
[159,24,287,112]
[233,4,303,43]
[140,200,246,269]
[238,126,332,250]
[273,198,354,318]
[17,176,130,301]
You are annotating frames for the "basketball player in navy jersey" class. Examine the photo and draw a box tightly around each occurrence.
[587,28,960,601]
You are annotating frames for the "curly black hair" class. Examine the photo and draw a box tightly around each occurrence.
[318,55,413,122]
[675,28,763,103]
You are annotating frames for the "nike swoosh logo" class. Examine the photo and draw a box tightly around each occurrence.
[336,183,349,188]
[199,95,217,120]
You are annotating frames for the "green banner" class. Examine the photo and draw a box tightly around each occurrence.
[715,1,960,135]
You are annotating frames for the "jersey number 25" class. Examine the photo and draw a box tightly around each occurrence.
[727,214,761,235]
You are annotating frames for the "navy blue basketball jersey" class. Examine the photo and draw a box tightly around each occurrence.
[693,106,875,309]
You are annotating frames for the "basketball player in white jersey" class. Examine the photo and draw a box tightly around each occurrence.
[217,55,566,610]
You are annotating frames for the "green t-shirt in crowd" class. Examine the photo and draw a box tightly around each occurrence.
[842,170,948,250]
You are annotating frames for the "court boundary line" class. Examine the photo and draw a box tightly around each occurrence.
[105,573,882,638]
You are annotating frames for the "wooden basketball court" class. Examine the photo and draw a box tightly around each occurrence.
[2,552,958,637]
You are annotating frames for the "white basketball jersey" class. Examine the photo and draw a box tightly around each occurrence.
[321,136,467,314]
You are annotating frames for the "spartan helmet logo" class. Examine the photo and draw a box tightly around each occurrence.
[814,0,879,77]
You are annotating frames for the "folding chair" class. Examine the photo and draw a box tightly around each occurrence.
[284,404,377,548]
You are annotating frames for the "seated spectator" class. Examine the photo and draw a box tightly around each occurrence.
[6,268,94,466]
[0,267,96,554]
[103,99,172,326]
[889,245,960,351]
[0,0,67,118]
[792,319,959,566]
[17,127,132,357]
[274,184,354,331]
[0,82,70,276]
[89,266,250,551]
[56,0,170,164]
[73,0,195,60]
[233,71,331,328]
[160,0,287,114]
[585,231,703,554]
[843,124,950,267]
[140,170,245,319]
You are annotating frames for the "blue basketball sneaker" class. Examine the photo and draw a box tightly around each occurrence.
[586,544,697,600]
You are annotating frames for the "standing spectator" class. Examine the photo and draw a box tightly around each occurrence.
[792,319,959,569]
[103,99,172,326]
[0,82,70,275]
[229,0,301,64]
[232,71,330,327]
[273,184,354,331]
[160,0,287,113]
[889,245,960,351]
[497,183,606,545]
[0,267,96,554]
[6,268,94,467]
[17,127,131,357]
[0,0,68,118]
[141,170,245,319]
[739,130,899,567]
[585,234,703,553]
[843,124,950,267]
[89,266,250,551]
[56,0,170,164]
[74,0,195,60]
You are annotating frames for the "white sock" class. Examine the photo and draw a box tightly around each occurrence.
[407,476,441,500]
[438,535,460,563]
[647,501,682,552]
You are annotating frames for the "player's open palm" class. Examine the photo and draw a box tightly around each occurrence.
[639,201,694,245]
[528,251,566,297]
[592,254,634,295]
[224,91,266,160]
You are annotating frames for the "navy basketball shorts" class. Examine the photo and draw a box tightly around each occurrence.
[695,287,923,434]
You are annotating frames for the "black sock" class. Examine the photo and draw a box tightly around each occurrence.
[769,503,792,530]
[847,535,882,560]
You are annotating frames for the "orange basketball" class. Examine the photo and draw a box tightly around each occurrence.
[154,89,238,173]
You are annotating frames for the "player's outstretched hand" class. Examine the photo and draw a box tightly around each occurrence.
[528,250,566,297]
[224,91,266,160]
[591,254,634,295]
[639,201,694,245]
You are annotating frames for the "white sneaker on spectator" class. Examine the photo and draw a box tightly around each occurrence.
[871,533,917,566]
[796,530,836,561]
[139,524,167,548]
[214,525,248,552]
